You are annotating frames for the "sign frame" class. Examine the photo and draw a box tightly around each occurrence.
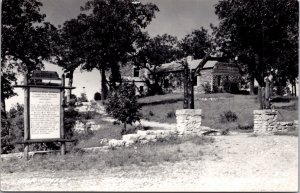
[14,72,75,160]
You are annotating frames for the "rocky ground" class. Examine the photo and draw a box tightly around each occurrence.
[1,134,298,192]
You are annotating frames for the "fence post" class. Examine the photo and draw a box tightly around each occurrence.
[265,78,270,109]
[23,74,30,160]
[60,74,66,155]
[258,86,263,109]
[183,58,189,109]
[189,70,195,109]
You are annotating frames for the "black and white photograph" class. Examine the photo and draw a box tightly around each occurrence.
[1,0,298,191]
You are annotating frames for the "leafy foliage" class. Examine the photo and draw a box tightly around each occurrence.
[75,0,159,97]
[78,92,88,102]
[219,110,238,123]
[1,103,24,153]
[134,33,183,95]
[180,27,212,59]
[94,92,102,101]
[1,103,79,154]
[1,0,57,114]
[202,82,213,94]
[213,0,298,89]
[1,0,57,73]
[166,110,176,119]
[105,82,141,134]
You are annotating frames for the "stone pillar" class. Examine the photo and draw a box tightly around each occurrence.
[176,109,202,135]
[293,120,298,130]
[253,110,278,133]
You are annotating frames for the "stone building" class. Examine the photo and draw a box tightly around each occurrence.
[119,63,150,96]
[156,56,241,93]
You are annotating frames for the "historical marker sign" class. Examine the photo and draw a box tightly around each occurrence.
[13,71,76,159]
[29,87,61,139]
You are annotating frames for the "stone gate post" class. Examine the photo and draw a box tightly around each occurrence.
[176,109,202,135]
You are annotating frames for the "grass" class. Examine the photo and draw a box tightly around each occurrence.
[273,126,298,137]
[1,135,214,173]
[273,130,298,136]
[139,93,298,132]
[74,116,139,149]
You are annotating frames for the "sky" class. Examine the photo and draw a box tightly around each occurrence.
[6,0,220,110]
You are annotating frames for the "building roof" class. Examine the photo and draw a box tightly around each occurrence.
[212,62,240,75]
[157,59,219,73]
[157,59,240,76]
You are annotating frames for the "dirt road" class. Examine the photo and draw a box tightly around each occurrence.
[1,134,298,191]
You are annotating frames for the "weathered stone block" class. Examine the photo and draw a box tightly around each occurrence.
[176,109,202,135]
[294,120,298,129]
[145,134,157,142]
[122,134,140,142]
[253,109,278,133]
[108,139,125,148]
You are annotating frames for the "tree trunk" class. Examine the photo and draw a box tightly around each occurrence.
[183,61,189,109]
[249,74,255,95]
[67,70,74,104]
[294,79,297,96]
[100,69,107,101]
[1,97,7,119]
[109,64,121,89]
[121,123,126,135]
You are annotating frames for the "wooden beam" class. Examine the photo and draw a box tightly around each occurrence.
[60,74,66,155]
[23,74,30,160]
[13,85,75,89]
[15,138,75,144]
[193,51,211,77]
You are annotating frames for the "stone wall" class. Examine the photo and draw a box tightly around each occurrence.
[212,74,240,92]
[195,69,213,93]
[276,122,295,132]
[176,109,202,135]
[253,110,278,133]
[253,109,298,133]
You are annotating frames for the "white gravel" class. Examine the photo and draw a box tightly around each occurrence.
[1,134,298,191]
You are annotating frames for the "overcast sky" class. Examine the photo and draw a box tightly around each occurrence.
[7,0,220,109]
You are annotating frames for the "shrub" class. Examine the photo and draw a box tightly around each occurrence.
[166,110,176,118]
[105,82,141,135]
[149,110,154,116]
[237,123,254,131]
[78,92,88,102]
[219,110,238,123]
[201,82,212,94]
[1,103,79,153]
[94,92,101,101]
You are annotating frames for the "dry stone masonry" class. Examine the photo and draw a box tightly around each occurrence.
[253,110,278,133]
[103,129,178,149]
[176,109,202,135]
[253,109,298,134]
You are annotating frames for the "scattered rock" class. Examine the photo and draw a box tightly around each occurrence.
[74,121,85,132]
[108,139,125,148]
[122,134,140,143]
[99,138,109,146]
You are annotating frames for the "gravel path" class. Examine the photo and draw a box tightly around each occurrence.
[102,116,176,129]
[1,134,297,191]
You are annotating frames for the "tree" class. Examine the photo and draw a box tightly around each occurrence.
[78,92,88,102]
[105,82,141,135]
[180,27,212,59]
[134,33,183,95]
[54,19,86,103]
[77,0,159,100]
[213,0,298,95]
[1,0,57,113]
[94,92,102,101]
